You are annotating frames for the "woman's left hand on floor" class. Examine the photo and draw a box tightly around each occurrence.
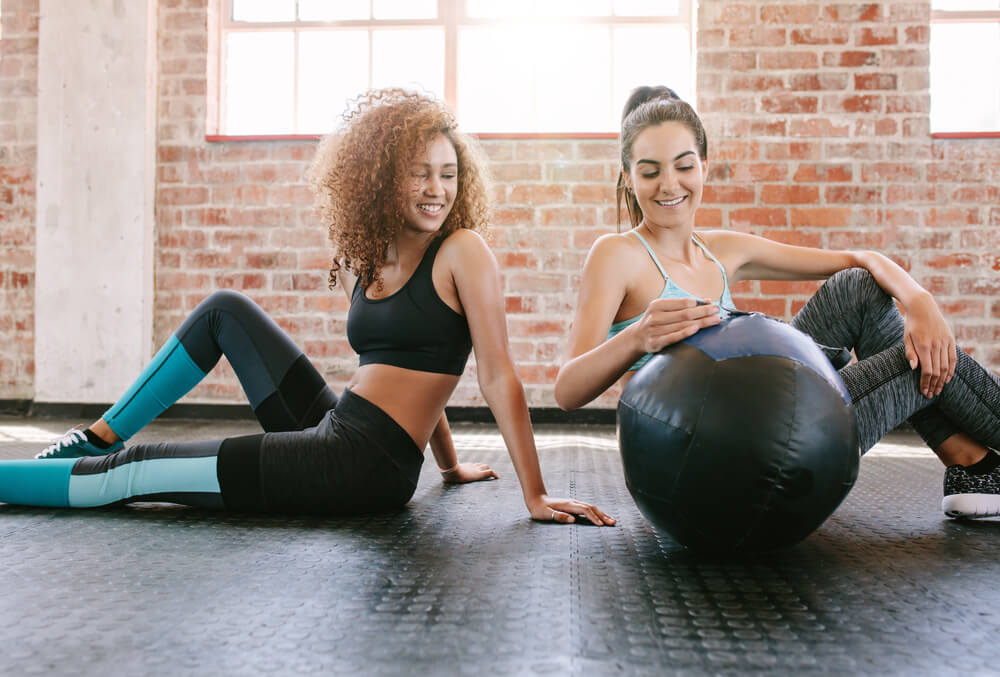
[441,462,500,484]
[528,494,616,526]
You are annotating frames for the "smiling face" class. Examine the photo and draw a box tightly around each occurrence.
[625,121,707,231]
[400,132,459,235]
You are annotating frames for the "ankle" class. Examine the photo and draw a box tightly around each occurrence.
[89,419,121,445]
[935,432,990,467]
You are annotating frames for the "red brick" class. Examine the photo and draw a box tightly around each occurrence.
[905,25,929,44]
[695,208,723,228]
[730,26,786,47]
[855,73,897,90]
[733,297,787,316]
[508,184,567,204]
[861,163,922,182]
[926,254,980,270]
[823,4,883,22]
[857,26,897,46]
[760,280,823,295]
[571,184,615,203]
[761,185,820,204]
[698,51,758,71]
[731,162,789,182]
[828,230,888,249]
[759,51,818,69]
[789,208,852,227]
[539,206,596,227]
[790,26,850,45]
[761,5,819,23]
[788,119,851,137]
[762,229,822,247]
[925,208,981,227]
[789,73,848,91]
[703,185,755,203]
[824,50,879,68]
[825,95,883,113]
[761,94,818,114]
[730,208,788,227]
[489,163,543,182]
[826,186,883,203]
[765,142,820,160]
[726,75,785,92]
[505,296,538,314]
[793,164,852,182]
[886,95,929,114]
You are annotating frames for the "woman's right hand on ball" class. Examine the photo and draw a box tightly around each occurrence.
[632,298,721,354]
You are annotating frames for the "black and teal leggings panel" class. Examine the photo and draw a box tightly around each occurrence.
[0,391,423,512]
[792,268,1000,454]
[0,441,224,508]
[103,290,338,440]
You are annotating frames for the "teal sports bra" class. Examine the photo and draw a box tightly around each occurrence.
[607,230,735,371]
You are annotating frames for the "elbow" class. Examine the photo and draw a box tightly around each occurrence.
[553,368,582,412]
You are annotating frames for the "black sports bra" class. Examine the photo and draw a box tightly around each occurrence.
[347,236,472,376]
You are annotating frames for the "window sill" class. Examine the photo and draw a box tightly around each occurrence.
[204,132,620,142]
[931,132,1000,139]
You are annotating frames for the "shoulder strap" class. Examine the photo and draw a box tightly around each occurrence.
[691,234,731,291]
[629,230,669,281]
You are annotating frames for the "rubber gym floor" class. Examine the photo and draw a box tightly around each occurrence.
[1,417,998,676]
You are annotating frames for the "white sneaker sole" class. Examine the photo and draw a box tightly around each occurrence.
[942,493,1000,518]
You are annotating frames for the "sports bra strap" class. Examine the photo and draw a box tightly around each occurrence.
[629,230,669,280]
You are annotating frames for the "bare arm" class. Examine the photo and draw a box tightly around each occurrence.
[716,230,955,396]
[429,411,499,483]
[447,230,614,525]
[555,235,720,411]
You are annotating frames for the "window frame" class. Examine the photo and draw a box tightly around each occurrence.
[929,6,1000,139]
[207,0,695,141]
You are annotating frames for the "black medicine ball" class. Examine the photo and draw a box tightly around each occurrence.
[617,313,859,553]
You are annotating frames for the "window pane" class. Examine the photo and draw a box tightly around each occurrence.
[225,32,295,134]
[374,0,437,19]
[458,26,537,132]
[458,25,617,133]
[372,29,445,100]
[614,0,680,16]
[299,31,370,133]
[613,25,692,121]
[465,0,612,18]
[932,0,1000,9]
[535,26,613,132]
[232,0,295,22]
[298,0,370,21]
[930,22,1000,131]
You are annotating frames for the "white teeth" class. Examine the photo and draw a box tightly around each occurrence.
[656,196,685,207]
[418,204,442,214]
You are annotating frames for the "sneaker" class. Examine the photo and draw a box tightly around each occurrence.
[35,428,123,459]
[942,464,1000,518]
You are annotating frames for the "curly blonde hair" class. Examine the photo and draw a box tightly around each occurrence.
[308,88,491,291]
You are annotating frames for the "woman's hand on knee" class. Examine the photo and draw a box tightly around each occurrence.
[903,295,956,398]
[441,462,499,484]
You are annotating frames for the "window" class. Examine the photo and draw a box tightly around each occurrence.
[213,0,694,137]
[930,1,1000,136]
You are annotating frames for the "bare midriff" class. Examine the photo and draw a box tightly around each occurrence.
[348,363,461,451]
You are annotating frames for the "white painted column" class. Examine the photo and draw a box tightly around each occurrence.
[35,0,158,403]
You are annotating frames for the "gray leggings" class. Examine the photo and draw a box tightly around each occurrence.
[791,268,1000,454]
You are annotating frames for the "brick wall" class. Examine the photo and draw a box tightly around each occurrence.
[698,1,1000,368]
[4,0,1000,410]
[0,0,37,399]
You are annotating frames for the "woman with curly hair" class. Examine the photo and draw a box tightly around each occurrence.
[5,88,613,526]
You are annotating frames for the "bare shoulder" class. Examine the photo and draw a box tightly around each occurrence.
[585,231,646,275]
[437,228,494,271]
